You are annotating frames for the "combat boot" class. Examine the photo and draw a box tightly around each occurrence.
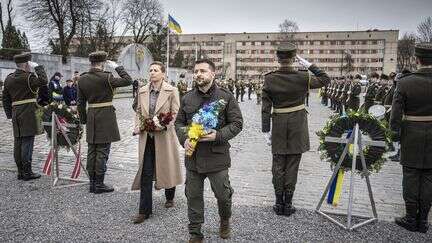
[273,193,284,215]
[22,162,41,181]
[283,191,296,217]
[89,173,96,193]
[219,218,231,239]
[395,203,418,232]
[417,203,431,233]
[94,174,114,194]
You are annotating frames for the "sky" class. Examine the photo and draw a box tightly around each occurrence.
[159,0,431,35]
[6,0,432,52]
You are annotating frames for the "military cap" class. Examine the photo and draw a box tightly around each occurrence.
[380,74,389,80]
[89,51,108,63]
[13,52,32,64]
[415,42,432,58]
[276,42,297,59]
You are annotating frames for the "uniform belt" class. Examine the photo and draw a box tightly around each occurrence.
[403,115,432,122]
[87,101,113,108]
[384,105,392,108]
[273,104,305,114]
[374,101,382,104]
[12,98,36,106]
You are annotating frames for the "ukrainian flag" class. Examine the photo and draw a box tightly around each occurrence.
[168,14,182,34]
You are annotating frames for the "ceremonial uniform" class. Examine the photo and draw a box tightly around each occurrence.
[254,80,263,105]
[2,53,48,180]
[77,51,132,193]
[346,80,362,112]
[247,80,253,100]
[390,43,432,233]
[227,79,235,94]
[262,43,331,216]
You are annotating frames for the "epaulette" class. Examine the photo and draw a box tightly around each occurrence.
[398,72,414,80]
[80,72,89,76]
[103,71,112,74]
[264,71,275,76]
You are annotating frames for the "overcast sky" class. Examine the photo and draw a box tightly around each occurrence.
[160,0,431,35]
[9,0,432,52]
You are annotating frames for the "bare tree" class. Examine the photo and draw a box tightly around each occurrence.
[123,0,162,44]
[417,16,432,42]
[278,19,299,41]
[21,0,100,62]
[397,32,416,71]
[0,0,13,35]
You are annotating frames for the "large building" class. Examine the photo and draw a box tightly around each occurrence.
[174,29,398,79]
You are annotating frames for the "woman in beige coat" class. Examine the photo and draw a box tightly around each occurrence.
[131,62,183,224]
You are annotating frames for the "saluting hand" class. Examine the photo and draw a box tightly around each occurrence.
[106,60,119,69]
[296,55,312,69]
[28,61,39,68]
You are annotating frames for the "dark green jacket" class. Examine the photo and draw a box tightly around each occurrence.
[346,82,361,111]
[77,66,132,144]
[2,66,48,137]
[390,68,432,169]
[175,83,243,173]
[261,64,330,154]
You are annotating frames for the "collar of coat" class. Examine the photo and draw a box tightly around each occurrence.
[416,67,432,73]
[138,81,175,116]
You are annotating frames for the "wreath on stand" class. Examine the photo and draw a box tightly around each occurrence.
[316,111,391,173]
[42,102,82,147]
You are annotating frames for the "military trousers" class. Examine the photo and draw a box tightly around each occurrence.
[139,136,175,215]
[185,169,234,238]
[14,136,35,173]
[272,154,302,194]
[256,94,262,105]
[87,143,111,176]
[402,166,432,210]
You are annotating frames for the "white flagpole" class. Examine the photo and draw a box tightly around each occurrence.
[166,15,170,81]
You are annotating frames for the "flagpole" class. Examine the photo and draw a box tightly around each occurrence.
[166,14,170,81]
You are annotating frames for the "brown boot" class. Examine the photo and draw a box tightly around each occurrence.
[219,218,231,239]
[165,200,175,208]
[188,237,203,243]
[132,213,150,224]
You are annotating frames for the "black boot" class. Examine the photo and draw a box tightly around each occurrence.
[89,173,96,193]
[389,149,400,162]
[283,192,296,216]
[17,170,24,180]
[273,193,284,215]
[417,203,431,233]
[395,203,418,232]
[22,161,41,181]
[94,174,114,194]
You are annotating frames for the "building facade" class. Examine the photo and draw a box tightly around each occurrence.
[174,30,398,79]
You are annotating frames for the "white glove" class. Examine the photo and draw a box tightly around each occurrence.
[106,60,119,69]
[296,55,312,69]
[264,132,272,146]
[28,61,39,68]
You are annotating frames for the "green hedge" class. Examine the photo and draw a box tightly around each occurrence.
[0,48,30,61]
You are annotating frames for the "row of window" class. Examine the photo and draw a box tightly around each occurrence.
[236,57,384,64]
[180,41,223,47]
[236,66,383,73]
[235,49,383,55]
[237,40,384,47]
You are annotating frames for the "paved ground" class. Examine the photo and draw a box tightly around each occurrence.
[0,92,431,242]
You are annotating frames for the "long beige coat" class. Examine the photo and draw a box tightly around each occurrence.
[131,81,183,190]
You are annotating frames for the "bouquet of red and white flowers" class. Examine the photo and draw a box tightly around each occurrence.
[138,112,174,133]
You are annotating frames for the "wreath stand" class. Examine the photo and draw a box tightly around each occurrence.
[315,123,386,230]
[42,112,89,188]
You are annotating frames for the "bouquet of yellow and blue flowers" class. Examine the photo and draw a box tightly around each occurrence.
[186,99,227,156]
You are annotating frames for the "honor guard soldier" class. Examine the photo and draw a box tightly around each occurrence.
[390,43,432,233]
[2,53,48,180]
[77,51,132,193]
[262,43,330,216]
[363,72,380,112]
[345,74,362,112]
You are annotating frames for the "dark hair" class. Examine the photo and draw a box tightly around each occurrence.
[149,61,166,73]
[355,74,362,79]
[194,59,216,72]
[179,73,185,78]
[370,72,379,79]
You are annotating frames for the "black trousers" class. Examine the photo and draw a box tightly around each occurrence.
[402,166,432,210]
[14,136,35,173]
[139,136,175,214]
[87,143,111,176]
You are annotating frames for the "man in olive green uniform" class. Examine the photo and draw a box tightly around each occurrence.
[363,72,380,112]
[77,51,132,194]
[175,59,243,243]
[247,78,253,100]
[227,78,235,94]
[262,43,330,216]
[390,43,432,234]
[345,74,362,112]
[374,74,390,105]
[2,53,48,180]
[254,79,263,105]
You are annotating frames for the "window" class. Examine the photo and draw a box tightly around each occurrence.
[319,50,324,54]
[309,50,314,54]
[251,41,255,46]
[242,42,246,46]
[260,50,265,54]
[320,41,324,45]
[261,41,265,45]
[330,41,336,45]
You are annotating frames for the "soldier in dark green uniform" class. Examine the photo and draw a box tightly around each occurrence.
[227,78,235,94]
[177,73,188,99]
[390,43,432,233]
[77,51,132,194]
[374,74,390,105]
[363,72,379,112]
[345,74,362,112]
[175,59,243,243]
[262,43,330,216]
[2,53,48,180]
